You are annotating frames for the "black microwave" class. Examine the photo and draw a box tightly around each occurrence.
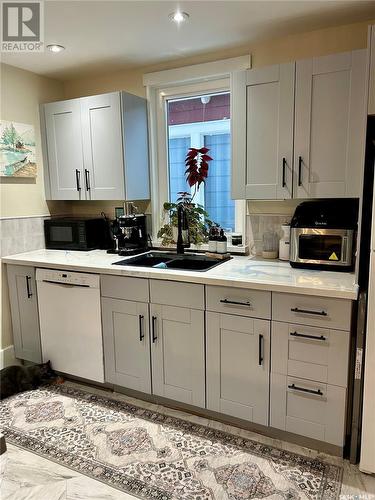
[44,217,109,251]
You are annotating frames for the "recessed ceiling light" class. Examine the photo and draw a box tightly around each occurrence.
[168,11,189,24]
[47,44,65,53]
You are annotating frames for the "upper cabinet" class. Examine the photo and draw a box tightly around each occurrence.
[232,63,295,199]
[42,91,150,201]
[368,25,375,115]
[232,50,367,200]
[43,98,84,200]
[294,51,367,198]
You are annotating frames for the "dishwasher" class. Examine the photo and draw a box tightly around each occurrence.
[36,268,104,383]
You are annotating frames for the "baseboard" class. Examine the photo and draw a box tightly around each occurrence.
[0,345,20,369]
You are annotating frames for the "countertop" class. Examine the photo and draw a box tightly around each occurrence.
[2,249,358,300]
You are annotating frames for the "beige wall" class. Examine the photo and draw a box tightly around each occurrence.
[64,19,372,100]
[0,64,65,351]
[0,63,66,218]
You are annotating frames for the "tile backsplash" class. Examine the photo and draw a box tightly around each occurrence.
[247,214,291,256]
[0,217,46,258]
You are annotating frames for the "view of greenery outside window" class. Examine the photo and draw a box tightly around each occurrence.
[167,92,234,231]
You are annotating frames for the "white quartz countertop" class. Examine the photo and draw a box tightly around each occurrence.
[2,249,358,300]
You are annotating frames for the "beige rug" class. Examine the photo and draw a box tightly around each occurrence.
[0,384,343,500]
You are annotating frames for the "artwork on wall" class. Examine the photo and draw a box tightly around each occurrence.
[0,121,37,177]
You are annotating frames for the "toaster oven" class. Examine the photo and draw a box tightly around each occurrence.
[290,199,358,271]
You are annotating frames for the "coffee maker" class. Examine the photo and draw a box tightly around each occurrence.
[108,214,149,255]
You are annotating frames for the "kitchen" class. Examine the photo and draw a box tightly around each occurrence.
[1,2,375,499]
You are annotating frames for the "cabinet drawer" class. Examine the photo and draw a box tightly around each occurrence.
[271,322,350,387]
[270,373,347,446]
[101,275,149,302]
[150,280,204,310]
[272,292,352,330]
[206,285,271,319]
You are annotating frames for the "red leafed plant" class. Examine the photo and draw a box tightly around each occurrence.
[185,147,212,195]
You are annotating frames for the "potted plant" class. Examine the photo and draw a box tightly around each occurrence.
[158,147,216,247]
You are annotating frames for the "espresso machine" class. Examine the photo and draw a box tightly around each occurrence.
[108,213,149,255]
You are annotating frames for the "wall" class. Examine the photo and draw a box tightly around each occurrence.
[64,19,371,100]
[0,63,65,355]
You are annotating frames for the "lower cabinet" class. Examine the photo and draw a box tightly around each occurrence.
[7,265,42,363]
[206,312,270,425]
[270,320,350,446]
[150,304,205,408]
[271,373,347,446]
[102,298,151,393]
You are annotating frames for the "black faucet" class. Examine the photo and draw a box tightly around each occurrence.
[176,204,190,254]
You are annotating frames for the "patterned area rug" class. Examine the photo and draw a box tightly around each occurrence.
[0,384,342,500]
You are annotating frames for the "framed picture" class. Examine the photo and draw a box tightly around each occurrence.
[0,121,37,177]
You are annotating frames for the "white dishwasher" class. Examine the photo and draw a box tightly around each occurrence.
[36,268,104,383]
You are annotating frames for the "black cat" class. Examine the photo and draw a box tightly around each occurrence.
[0,361,58,400]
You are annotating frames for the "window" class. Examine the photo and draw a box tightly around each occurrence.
[166,92,235,230]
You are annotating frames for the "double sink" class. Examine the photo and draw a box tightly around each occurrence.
[114,251,231,272]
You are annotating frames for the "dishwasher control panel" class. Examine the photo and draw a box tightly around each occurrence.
[36,268,100,288]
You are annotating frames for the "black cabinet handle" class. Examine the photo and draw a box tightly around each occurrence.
[139,315,144,341]
[298,156,303,186]
[26,276,32,298]
[258,334,264,366]
[75,169,81,191]
[288,384,323,396]
[290,331,326,341]
[282,157,287,187]
[152,316,157,343]
[84,169,90,191]
[220,299,251,307]
[291,307,327,317]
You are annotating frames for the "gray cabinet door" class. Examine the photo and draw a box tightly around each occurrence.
[7,265,41,363]
[150,304,205,408]
[232,63,295,199]
[44,98,84,200]
[80,92,125,200]
[102,298,151,393]
[294,50,367,198]
[206,312,270,425]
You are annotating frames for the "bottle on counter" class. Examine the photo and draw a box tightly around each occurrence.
[208,226,218,253]
[216,229,228,254]
[279,223,291,261]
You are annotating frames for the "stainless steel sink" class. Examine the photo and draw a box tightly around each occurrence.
[113,251,230,272]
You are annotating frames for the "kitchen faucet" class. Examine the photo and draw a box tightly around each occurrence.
[176,204,190,254]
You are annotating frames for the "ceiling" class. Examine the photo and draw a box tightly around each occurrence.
[2,0,375,81]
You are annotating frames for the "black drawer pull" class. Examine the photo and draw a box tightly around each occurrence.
[298,156,303,186]
[220,299,251,307]
[139,315,144,341]
[84,169,91,191]
[290,331,326,341]
[152,316,157,343]
[258,334,264,366]
[75,169,81,191]
[291,307,327,316]
[282,157,287,187]
[288,384,323,396]
[26,276,32,298]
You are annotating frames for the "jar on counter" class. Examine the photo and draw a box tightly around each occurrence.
[262,231,279,259]
[231,233,243,246]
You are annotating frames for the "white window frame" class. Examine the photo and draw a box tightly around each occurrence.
[144,56,251,249]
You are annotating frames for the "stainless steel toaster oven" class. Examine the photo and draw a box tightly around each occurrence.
[290,199,358,271]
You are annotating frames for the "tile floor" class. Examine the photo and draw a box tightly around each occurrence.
[1,381,375,500]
